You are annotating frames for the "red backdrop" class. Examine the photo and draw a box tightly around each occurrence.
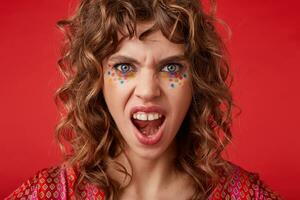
[0,0,299,199]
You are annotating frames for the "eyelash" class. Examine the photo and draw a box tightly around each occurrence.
[113,63,184,74]
[113,63,135,74]
[160,63,183,73]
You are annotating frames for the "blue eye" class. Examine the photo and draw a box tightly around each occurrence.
[161,63,182,73]
[114,63,134,74]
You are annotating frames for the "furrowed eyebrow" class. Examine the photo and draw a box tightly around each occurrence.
[157,55,187,67]
[108,55,139,65]
[108,54,188,67]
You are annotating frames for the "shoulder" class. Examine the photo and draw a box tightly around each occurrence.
[209,162,282,200]
[5,165,104,200]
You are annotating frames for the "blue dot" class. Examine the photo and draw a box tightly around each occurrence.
[108,71,111,75]
[120,80,124,84]
[170,83,175,88]
[183,74,187,78]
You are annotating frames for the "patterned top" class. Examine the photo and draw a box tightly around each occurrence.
[5,163,282,200]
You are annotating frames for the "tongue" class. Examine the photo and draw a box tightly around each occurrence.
[132,118,164,136]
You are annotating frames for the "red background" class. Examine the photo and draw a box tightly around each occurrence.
[0,0,299,199]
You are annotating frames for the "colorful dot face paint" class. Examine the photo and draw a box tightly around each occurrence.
[106,62,190,88]
[106,64,135,85]
[160,65,190,89]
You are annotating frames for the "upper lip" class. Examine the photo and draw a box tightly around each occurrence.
[130,105,166,118]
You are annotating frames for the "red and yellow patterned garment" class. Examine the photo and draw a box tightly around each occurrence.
[6,163,282,200]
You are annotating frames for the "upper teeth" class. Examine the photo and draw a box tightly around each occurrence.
[133,112,162,121]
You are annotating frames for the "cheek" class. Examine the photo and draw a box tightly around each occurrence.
[105,65,136,86]
[160,70,191,89]
[103,67,134,113]
[161,71,192,109]
[103,77,127,130]
[160,70,192,112]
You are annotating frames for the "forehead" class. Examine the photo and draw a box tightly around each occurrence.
[112,21,185,60]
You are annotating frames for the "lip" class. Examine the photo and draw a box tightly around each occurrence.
[129,105,167,145]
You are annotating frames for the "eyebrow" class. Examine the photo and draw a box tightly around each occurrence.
[108,54,188,67]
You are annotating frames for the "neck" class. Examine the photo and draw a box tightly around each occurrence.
[129,146,177,187]
[109,143,180,198]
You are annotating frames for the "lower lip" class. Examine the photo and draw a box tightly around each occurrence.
[132,119,165,146]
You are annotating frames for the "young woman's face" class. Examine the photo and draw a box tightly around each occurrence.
[103,22,192,160]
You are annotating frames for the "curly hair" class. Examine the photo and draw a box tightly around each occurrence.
[55,0,234,199]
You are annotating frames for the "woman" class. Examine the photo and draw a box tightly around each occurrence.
[6,0,282,199]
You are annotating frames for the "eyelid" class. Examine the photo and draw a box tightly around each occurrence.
[113,63,136,72]
[160,63,184,72]
[111,62,185,72]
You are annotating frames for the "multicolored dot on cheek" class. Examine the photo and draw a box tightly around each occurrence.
[162,72,189,88]
[106,67,135,85]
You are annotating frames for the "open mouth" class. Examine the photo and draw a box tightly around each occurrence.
[131,112,166,137]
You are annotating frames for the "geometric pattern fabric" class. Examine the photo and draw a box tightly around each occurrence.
[5,163,282,200]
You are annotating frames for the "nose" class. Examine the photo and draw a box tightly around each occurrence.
[135,68,161,102]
